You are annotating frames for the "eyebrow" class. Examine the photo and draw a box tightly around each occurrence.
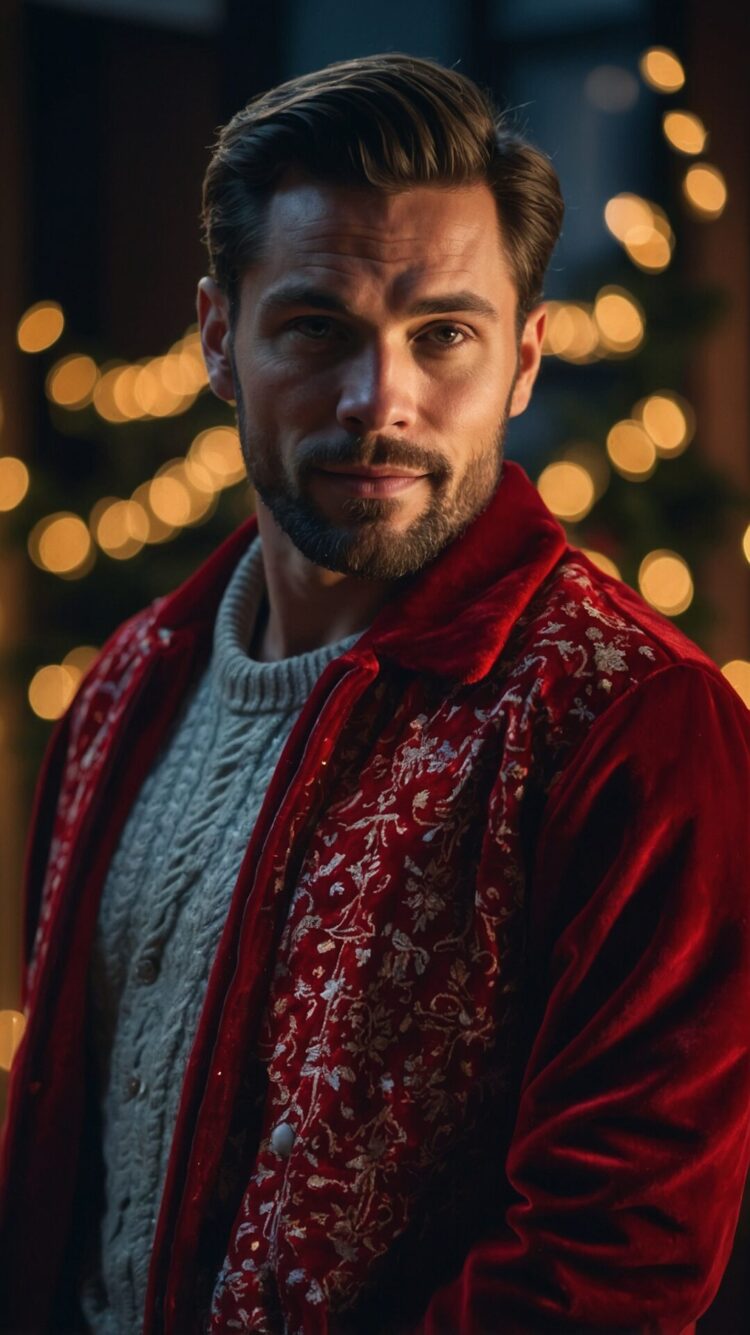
[258,281,499,321]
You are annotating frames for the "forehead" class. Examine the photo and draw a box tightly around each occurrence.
[251,177,513,300]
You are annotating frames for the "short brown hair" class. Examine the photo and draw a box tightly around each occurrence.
[202,53,564,328]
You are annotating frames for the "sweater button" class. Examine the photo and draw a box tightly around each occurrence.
[135,954,160,985]
[270,1121,295,1159]
[125,1075,142,1100]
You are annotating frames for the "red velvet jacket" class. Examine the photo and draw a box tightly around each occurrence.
[1,462,749,1335]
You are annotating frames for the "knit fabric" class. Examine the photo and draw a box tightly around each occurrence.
[79,536,360,1334]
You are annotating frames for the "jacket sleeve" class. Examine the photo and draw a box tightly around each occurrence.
[416,663,750,1333]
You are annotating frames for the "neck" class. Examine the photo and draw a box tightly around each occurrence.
[252,499,397,661]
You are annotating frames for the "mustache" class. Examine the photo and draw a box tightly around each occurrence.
[295,435,452,482]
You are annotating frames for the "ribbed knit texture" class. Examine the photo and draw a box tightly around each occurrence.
[79,536,360,1334]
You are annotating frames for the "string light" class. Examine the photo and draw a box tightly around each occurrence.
[62,645,99,675]
[46,354,98,408]
[721,660,750,708]
[663,111,708,156]
[593,287,646,354]
[606,420,657,480]
[0,456,30,511]
[542,303,600,362]
[188,427,246,489]
[682,163,728,219]
[639,47,686,93]
[582,549,622,579]
[635,392,695,455]
[638,550,694,615]
[0,1010,26,1071]
[28,512,94,578]
[92,497,150,560]
[28,663,80,719]
[537,461,596,522]
[16,301,65,354]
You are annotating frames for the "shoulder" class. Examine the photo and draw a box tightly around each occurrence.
[486,549,745,789]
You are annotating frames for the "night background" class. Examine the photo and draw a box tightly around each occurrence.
[1,0,749,1326]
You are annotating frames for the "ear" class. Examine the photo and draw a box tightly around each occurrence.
[508,304,547,419]
[197,277,236,403]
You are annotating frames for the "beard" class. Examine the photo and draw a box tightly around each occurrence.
[231,358,516,581]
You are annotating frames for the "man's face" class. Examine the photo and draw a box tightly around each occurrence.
[200,177,545,580]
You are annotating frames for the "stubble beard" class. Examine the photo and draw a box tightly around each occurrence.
[231,361,516,581]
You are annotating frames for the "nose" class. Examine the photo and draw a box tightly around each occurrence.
[335,341,416,435]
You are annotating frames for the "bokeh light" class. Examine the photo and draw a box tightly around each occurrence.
[721,660,750,708]
[639,47,685,93]
[537,461,596,522]
[62,645,99,676]
[93,366,130,423]
[29,513,93,578]
[606,420,657,480]
[0,1010,26,1071]
[46,353,99,409]
[662,110,708,155]
[0,456,30,511]
[742,524,750,565]
[582,549,622,580]
[543,303,600,362]
[16,301,65,354]
[638,550,694,616]
[683,163,728,219]
[148,474,192,527]
[189,427,246,489]
[593,288,645,354]
[636,392,695,455]
[131,482,176,544]
[28,664,80,719]
[93,498,150,559]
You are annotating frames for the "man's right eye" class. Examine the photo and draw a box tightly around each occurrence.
[288,316,341,340]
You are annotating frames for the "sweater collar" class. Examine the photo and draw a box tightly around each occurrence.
[156,460,567,686]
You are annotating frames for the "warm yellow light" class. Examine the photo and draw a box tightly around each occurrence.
[148,474,192,527]
[742,524,750,565]
[663,110,708,155]
[189,427,246,488]
[46,354,99,408]
[0,1010,26,1071]
[0,456,30,511]
[29,513,93,577]
[639,47,685,93]
[582,549,622,580]
[131,482,176,544]
[638,550,694,616]
[94,498,150,559]
[159,461,216,525]
[16,301,65,353]
[623,226,673,272]
[683,163,727,219]
[62,645,99,676]
[111,365,144,420]
[28,664,80,720]
[607,420,657,480]
[604,193,654,242]
[594,288,645,354]
[637,392,695,455]
[537,461,596,522]
[721,660,750,708]
[93,366,130,423]
[543,303,599,362]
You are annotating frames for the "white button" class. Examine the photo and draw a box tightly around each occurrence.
[269,1121,295,1159]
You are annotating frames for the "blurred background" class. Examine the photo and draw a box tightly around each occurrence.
[1,0,748,1326]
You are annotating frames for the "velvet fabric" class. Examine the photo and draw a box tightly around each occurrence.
[0,462,748,1334]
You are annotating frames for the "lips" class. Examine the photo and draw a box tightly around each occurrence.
[313,468,428,498]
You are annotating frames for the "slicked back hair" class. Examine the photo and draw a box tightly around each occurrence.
[202,54,564,331]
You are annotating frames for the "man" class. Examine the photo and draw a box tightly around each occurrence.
[1,52,749,1335]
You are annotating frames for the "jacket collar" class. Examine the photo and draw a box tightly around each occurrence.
[156,460,567,685]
